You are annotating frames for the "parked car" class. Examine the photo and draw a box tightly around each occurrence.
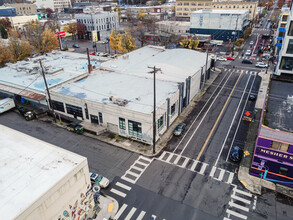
[98,52,108,57]
[72,43,80,48]
[217,57,227,61]
[173,123,186,136]
[250,41,254,45]
[108,54,117,59]
[225,57,235,61]
[230,146,243,163]
[90,52,97,55]
[90,172,110,188]
[249,93,257,101]
[242,59,253,64]
[18,106,35,121]
[255,62,268,68]
[245,50,252,56]
[67,122,84,134]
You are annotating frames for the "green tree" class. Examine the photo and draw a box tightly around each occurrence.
[188,37,199,50]
[0,17,12,30]
[119,31,136,53]
[0,40,11,67]
[64,22,77,40]
[0,24,8,39]
[180,37,190,48]
[76,21,87,39]
[110,30,121,54]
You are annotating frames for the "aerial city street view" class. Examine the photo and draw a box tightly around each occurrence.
[0,0,293,219]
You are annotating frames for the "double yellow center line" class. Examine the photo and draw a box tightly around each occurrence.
[196,73,243,161]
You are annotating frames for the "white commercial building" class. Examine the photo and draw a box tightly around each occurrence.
[156,20,190,34]
[275,6,293,76]
[190,9,250,41]
[75,11,119,41]
[0,47,211,144]
[0,125,94,220]
[36,0,71,12]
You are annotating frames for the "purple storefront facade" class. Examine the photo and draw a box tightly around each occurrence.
[250,127,293,187]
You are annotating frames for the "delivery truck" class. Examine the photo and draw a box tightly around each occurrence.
[0,98,16,114]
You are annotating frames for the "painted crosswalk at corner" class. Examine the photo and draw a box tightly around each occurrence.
[110,156,153,198]
[157,152,234,185]
[223,186,256,220]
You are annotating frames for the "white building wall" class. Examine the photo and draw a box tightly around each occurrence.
[190,10,249,30]
[36,0,71,12]
[17,160,91,220]
[75,12,119,40]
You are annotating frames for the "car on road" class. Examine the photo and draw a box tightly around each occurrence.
[249,93,257,101]
[250,41,254,45]
[217,57,227,61]
[173,123,186,136]
[242,59,253,64]
[18,107,35,121]
[255,62,268,68]
[72,43,80,48]
[245,50,252,56]
[225,57,235,61]
[90,172,110,188]
[230,146,243,163]
[243,111,253,122]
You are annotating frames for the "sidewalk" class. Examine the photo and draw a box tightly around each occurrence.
[237,71,293,197]
[94,195,119,220]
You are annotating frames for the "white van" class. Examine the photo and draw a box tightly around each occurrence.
[0,98,15,114]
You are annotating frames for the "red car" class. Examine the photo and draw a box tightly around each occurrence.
[225,57,235,61]
[90,52,96,55]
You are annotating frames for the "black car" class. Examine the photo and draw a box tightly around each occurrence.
[242,59,253,64]
[230,146,243,163]
[249,93,257,101]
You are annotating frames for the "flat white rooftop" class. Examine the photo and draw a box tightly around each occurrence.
[52,69,179,114]
[101,46,208,83]
[0,51,100,94]
[0,125,86,220]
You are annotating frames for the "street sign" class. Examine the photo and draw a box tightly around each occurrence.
[92,30,98,42]
[54,31,65,37]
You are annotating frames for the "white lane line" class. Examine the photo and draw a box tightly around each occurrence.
[231,194,251,205]
[228,201,249,212]
[226,209,247,219]
[214,74,252,166]
[180,157,189,168]
[151,215,157,219]
[223,217,232,220]
[225,74,257,162]
[110,188,127,198]
[139,156,152,162]
[199,163,208,175]
[190,160,199,171]
[209,166,217,177]
[115,182,132,191]
[172,71,231,154]
[114,204,128,220]
[246,70,249,74]
[216,168,225,181]
[121,176,136,184]
[253,196,257,210]
[226,172,234,184]
[233,188,253,197]
[159,151,167,160]
[125,207,137,220]
[173,154,181,165]
[136,211,146,220]
[166,152,174,163]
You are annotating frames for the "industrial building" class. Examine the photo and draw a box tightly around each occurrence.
[0,124,94,219]
[190,9,250,41]
[0,46,211,144]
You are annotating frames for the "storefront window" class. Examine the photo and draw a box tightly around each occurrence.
[279,56,293,70]
[286,39,293,54]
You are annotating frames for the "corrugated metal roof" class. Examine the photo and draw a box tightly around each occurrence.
[0,84,45,101]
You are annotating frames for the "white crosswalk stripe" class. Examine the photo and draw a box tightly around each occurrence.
[114,204,163,220]
[223,186,255,220]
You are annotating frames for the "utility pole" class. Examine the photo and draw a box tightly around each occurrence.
[232,15,239,56]
[39,60,56,122]
[148,66,161,154]
[204,41,209,88]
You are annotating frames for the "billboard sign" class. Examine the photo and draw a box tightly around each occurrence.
[54,31,65,37]
[92,30,98,42]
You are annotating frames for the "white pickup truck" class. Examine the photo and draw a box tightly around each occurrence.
[0,98,15,114]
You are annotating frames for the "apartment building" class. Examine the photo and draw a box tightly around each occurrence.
[4,3,37,15]
[176,0,257,21]
[176,0,213,21]
[275,5,293,76]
